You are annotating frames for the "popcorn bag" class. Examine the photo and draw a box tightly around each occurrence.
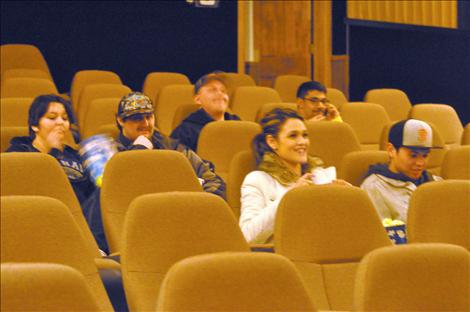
[79,134,118,187]
[382,218,407,244]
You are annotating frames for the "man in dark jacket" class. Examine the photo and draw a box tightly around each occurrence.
[170,72,240,152]
[116,91,226,199]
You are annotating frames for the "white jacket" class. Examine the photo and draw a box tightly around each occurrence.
[239,171,291,244]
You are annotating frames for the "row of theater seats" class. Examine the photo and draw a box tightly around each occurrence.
[2,174,469,311]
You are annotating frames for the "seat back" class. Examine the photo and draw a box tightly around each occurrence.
[197,121,260,181]
[1,77,57,98]
[275,185,392,310]
[157,252,316,311]
[142,72,190,104]
[171,103,200,130]
[339,150,389,186]
[70,70,122,112]
[80,97,121,139]
[462,123,470,145]
[100,150,203,253]
[1,44,52,80]
[379,121,447,175]
[0,126,29,152]
[122,192,250,311]
[364,88,412,121]
[256,102,297,122]
[407,180,470,250]
[410,104,463,147]
[2,68,51,82]
[305,120,361,168]
[91,124,120,139]
[354,244,470,311]
[1,196,113,311]
[341,102,391,150]
[224,72,256,102]
[327,87,348,109]
[441,145,470,180]
[155,84,194,135]
[231,86,282,121]
[274,74,310,102]
[1,262,101,312]
[0,98,33,127]
[1,153,101,257]
[77,83,131,128]
[227,150,257,219]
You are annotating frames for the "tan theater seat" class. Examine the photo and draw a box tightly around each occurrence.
[1,44,53,81]
[80,97,121,139]
[1,196,113,311]
[1,263,101,312]
[256,102,297,123]
[231,86,282,121]
[0,98,33,127]
[327,87,348,109]
[1,126,29,152]
[1,77,57,98]
[364,88,412,121]
[275,185,392,311]
[157,252,316,311]
[155,84,194,135]
[274,74,310,102]
[339,150,389,186]
[354,244,470,311]
[440,145,470,180]
[142,71,190,105]
[171,103,200,130]
[122,192,250,311]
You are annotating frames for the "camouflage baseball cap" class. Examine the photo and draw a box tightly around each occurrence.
[117,92,154,119]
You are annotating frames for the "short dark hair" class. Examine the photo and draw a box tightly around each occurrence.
[252,108,304,165]
[296,81,327,99]
[28,94,76,138]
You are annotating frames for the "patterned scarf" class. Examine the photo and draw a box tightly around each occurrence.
[258,152,324,186]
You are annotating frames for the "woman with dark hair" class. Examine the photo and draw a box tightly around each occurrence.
[239,108,349,244]
[6,94,96,209]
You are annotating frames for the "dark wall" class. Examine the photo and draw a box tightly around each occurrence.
[348,21,470,125]
[1,1,238,93]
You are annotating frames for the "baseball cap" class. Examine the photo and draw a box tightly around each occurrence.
[389,119,433,151]
[194,71,227,94]
[117,92,154,119]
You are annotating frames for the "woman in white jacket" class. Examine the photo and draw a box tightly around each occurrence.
[239,108,325,244]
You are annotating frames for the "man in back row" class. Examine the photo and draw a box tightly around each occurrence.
[171,72,240,152]
[296,81,343,122]
[361,119,442,222]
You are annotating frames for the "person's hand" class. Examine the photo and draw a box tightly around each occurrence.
[310,113,326,121]
[324,104,340,121]
[331,179,352,187]
[291,173,314,189]
[133,135,153,149]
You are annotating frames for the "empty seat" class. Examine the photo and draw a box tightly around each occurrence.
[327,87,348,109]
[224,72,256,101]
[70,70,122,112]
[231,86,282,121]
[0,126,29,152]
[91,124,119,139]
[256,102,297,122]
[171,103,200,130]
[364,88,412,121]
[101,150,203,253]
[227,150,257,219]
[407,180,470,250]
[341,102,391,150]
[155,84,194,135]
[274,74,310,102]
[1,77,58,98]
[77,83,131,128]
[142,71,190,104]
[354,244,469,311]
[339,150,389,186]
[305,120,361,168]
[80,97,121,139]
[440,145,470,179]
[1,44,53,81]
[379,121,447,176]
[197,121,261,181]
[0,98,32,127]
[1,68,51,82]
[275,185,392,311]
[157,252,316,311]
[1,196,113,311]
[1,263,100,311]
[410,103,463,148]
[122,192,250,311]
[461,123,470,145]
[1,153,102,257]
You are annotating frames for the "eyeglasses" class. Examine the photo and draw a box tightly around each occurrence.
[303,97,330,104]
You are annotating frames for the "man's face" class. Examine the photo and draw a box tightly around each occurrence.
[296,89,328,120]
[194,80,229,118]
[387,144,430,179]
[118,113,155,141]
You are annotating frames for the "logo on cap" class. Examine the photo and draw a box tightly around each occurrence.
[417,128,428,144]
